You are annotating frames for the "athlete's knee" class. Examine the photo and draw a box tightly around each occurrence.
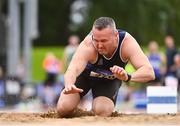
[92,103,113,117]
[57,93,80,117]
[92,97,114,117]
[57,100,75,116]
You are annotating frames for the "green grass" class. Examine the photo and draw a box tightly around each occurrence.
[32,46,64,82]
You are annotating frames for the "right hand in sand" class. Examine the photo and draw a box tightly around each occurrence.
[63,84,83,94]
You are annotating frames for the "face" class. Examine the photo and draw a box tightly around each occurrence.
[165,36,174,48]
[92,27,118,57]
[69,36,79,46]
[148,41,158,53]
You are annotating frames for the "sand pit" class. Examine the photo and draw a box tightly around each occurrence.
[0,109,179,126]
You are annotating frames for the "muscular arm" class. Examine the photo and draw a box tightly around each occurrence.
[121,33,155,83]
[63,35,96,93]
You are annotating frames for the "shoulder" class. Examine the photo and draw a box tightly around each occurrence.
[122,32,140,49]
[79,34,95,52]
[120,32,144,61]
[82,34,93,46]
[123,32,135,41]
[76,34,97,63]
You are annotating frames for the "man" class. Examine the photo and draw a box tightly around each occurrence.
[63,35,80,71]
[57,17,155,117]
[147,41,165,86]
[164,35,177,76]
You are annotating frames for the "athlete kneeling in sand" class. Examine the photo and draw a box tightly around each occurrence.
[57,17,155,117]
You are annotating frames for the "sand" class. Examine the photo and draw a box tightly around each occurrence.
[0,109,179,126]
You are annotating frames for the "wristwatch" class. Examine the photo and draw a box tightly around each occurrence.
[125,74,131,82]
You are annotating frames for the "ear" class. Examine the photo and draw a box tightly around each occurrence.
[114,30,118,37]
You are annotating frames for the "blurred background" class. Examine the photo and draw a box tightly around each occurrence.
[0,0,180,113]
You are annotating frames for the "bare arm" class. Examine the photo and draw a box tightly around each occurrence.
[63,35,96,94]
[122,33,155,82]
[111,33,155,83]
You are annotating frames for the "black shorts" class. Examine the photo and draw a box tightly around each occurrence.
[75,70,122,104]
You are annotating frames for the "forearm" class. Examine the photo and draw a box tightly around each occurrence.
[63,38,94,87]
[64,69,77,86]
[130,65,155,83]
[64,61,87,86]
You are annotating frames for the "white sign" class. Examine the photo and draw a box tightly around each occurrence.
[147,86,177,114]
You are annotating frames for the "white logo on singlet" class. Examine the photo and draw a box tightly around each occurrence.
[90,71,116,80]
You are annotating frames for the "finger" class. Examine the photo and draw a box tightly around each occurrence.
[62,89,65,93]
[114,67,118,73]
[110,68,116,73]
[64,88,69,93]
[67,86,72,92]
[121,70,127,76]
[63,91,70,94]
[110,66,118,73]
[63,89,72,94]
[76,88,83,93]
[64,88,68,93]
[63,86,71,94]
[63,89,68,94]
[117,68,123,74]
[72,86,83,93]
[110,67,113,71]
[113,67,123,74]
